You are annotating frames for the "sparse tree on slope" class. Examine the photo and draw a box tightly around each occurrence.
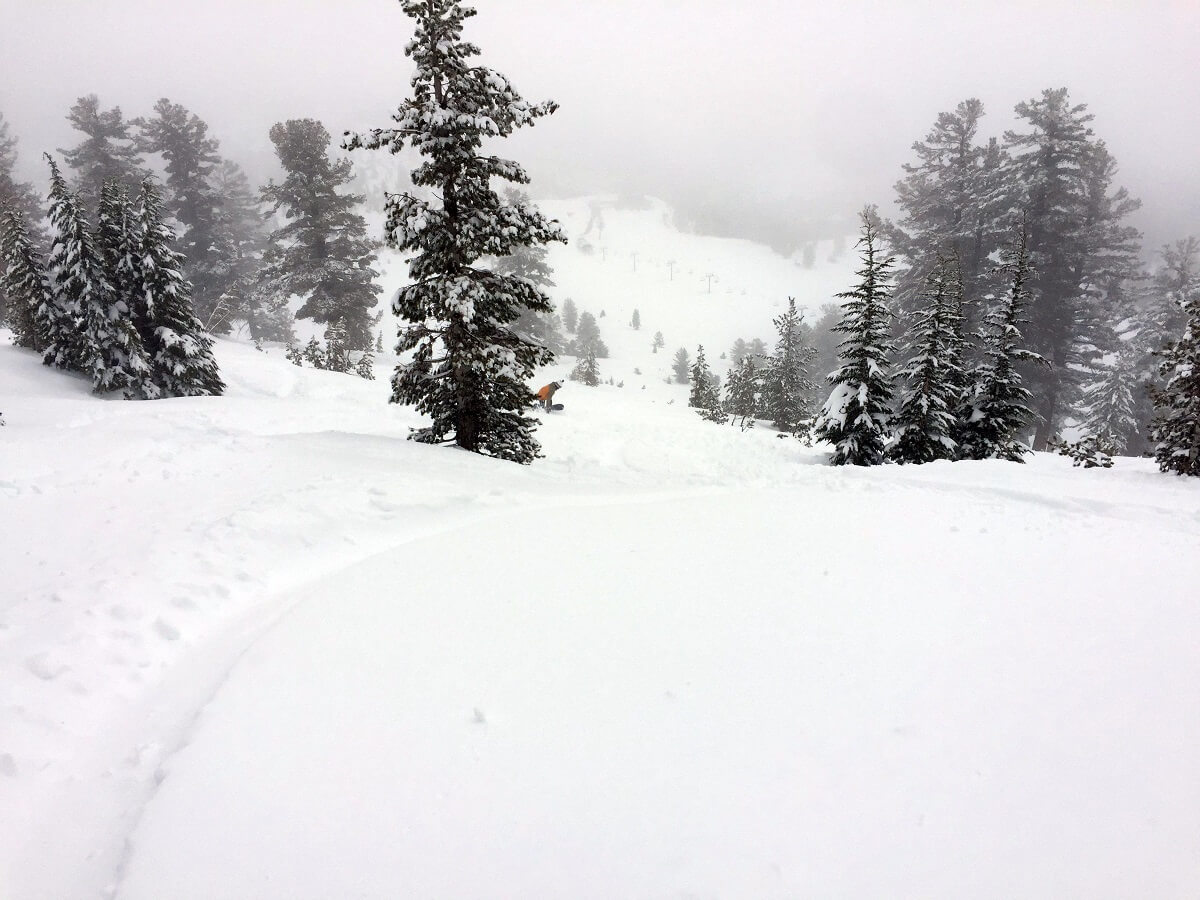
[671,346,690,383]
[571,310,608,358]
[724,355,760,429]
[344,0,564,463]
[760,296,816,434]
[562,297,578,333]
[134,178,224,396]
[813,208,896,466]
[262,119,381,349]
[958,223,1044,462]
[888,253,964,463]
[570,345,601,386]
[0,204,52,351]
[1149,272,1200,475]
[689,344,726,423]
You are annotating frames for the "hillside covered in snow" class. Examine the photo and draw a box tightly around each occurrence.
[2,197,1200,899]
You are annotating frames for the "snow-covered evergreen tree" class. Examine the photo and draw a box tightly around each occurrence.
[0,203,52,351]
[652,330,664,352]
[671,346,690,384]
[813,208,896,466]
[59,95,147,209]
[261,119,381,348]
[343,0,564,463]
[569,346,601,386]
[355,349,376,381]
[1081,341,1139,454]
[688,344,726,422]
[630,309,640,330]
[724,355,760,429]
[45,159,153,396]
[887,253,964,463]
[133,179,223,396]
[959,223,1044,462]
[1,113,45,328]
[760,296,816,434]
[1148,273,1200,475]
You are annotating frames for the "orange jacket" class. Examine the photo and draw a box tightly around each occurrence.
[536,382,560,403]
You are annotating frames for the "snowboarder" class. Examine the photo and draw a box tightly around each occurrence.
[535,381,562,411]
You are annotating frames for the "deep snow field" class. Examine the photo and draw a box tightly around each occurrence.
[2,199,1199,899]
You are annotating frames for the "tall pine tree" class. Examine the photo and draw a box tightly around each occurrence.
[1,204,52,351]
[60,95,147,210]
[135,99,229,328]
[813,208,896,466]
[760,296,816,433]
[959,223,1044,462]
[887,253,965,463]
[1003,88,1142,447]
[1,113,45,329]
[134,179,224,397]
[1081,341,1139,455]
[261,119,381,348]
[1148,262,1200,475]
[344,0,564,462]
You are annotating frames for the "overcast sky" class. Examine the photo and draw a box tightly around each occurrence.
[3,0,1198,251]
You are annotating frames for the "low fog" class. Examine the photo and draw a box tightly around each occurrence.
[3,0,1198,251]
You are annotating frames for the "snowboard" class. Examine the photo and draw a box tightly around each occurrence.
[547,403,564,411]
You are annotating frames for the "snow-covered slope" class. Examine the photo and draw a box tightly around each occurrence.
[2,205,1199,899]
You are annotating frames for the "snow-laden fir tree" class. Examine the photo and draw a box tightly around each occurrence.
[760,296,816,434]
[1,114,45,329]
[671,346,690,383]
[355,349,376,380]
[813,208,896,466]
[0,203,52,352]
[724,355,760,429]
[44,154,152,397]
[887,253,966,464]
[630,309,640,330]
[570,345,601,386]
[958,223,1044,462]
[261,119,381,349]
[133,178,224,396]
[688,344,726,422]
[1081,340,1139,455]
[91,178,157,397]
[652,330,664,352]
[343,0,564,463]
[1148,271,1200,475]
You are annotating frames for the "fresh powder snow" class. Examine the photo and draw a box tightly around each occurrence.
[2,199,1199,900]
